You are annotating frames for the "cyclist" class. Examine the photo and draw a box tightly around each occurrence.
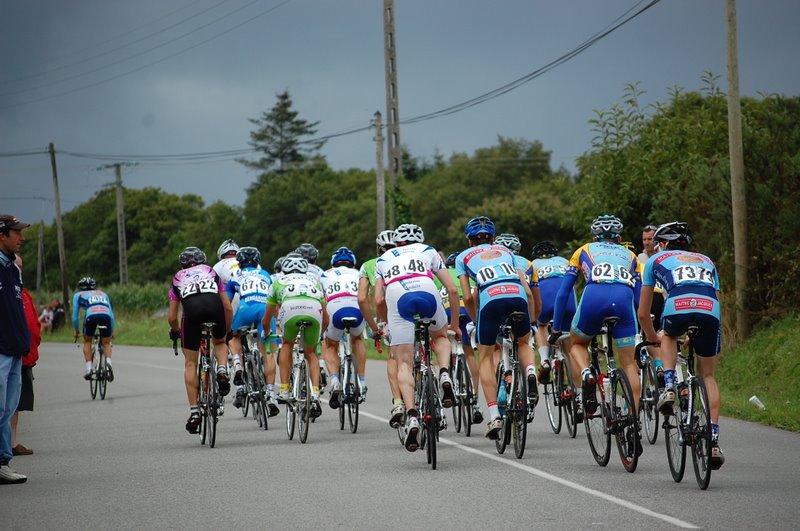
[455,217,538,440]
[213,239,242,290]
[72,277,116,381]
[262,255,329,420]
[359,230,405,427]
[167,247,233,434]
[638,224,666,376]
[435,252,482,424]
[638,221,725,469]
[225,247,279,417]
[374,223,461,452]
[530,241,576,387]
[295,243,325,283]
[550,215,642,451]
[321,247,367,409]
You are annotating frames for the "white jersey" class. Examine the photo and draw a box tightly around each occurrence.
[321,266,360,302]
[375,242,444,290]
[306,263,324,284]
[213,257,241,284]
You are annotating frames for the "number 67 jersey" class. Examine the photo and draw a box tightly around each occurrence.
[642,250,721,319]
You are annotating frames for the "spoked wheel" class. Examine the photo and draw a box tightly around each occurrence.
[348,377,359,434]
[242,364,252,418]
[664,394,686,483]
[298,362,310,444]
[285,381,296,440]
[560,359,578,439]
[90,347,99,400]
[494,363,509,455]
[690,378,712,490]
[208,370,218,448]
[641,363,659,445]
[462,371,474,437]
[584,375,611,466]
[452,361,464,434]
[423,371,437,470]
[98,356,108,400]
[512,368,528,459]
[612,370,640,473]
[544,366,561,434]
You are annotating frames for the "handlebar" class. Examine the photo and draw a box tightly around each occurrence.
[172,337,179,356]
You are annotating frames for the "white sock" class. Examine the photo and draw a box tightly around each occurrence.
[330,373,340,384]
[232,355,241,365]
[105,358,112,366]
[526,363,536,376]
[85,361,92,372]
[538,346,549,362]
[358,375,366,386]
[488,404,500,420]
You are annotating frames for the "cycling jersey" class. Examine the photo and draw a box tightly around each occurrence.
[322,266,364,338]
[306,263,325,284]
[169,265,225,302]
[358,258,378,287]
[642,250,721,320]
[433,268,476,310]
[227,266,273,336]
[170,265,227,349]
[267,273,325,345]
[213,257,240,285]
[72,289,115,336]
[530,256,576,329]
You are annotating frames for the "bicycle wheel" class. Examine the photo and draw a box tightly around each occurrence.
[453,359,463,434]
[664,394,686,483]
[560,359,578,439]
[544,362,561,434]
[641,362,659,445]
[199,363,208,446]
[612,370,640,473]
[348,363,359,434]
[255,370,269,431]
[90,344,99,400]
[494,362,510,455]
[298,361,310,444]
[512,367,528,459]
[584,374,611,466]
[242,360,252,418]
[424,369,437,470]
[99,354,108,400]
[462,362,474,438]
[690,378,712,490]
[208,368,218,448]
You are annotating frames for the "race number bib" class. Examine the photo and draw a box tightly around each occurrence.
[536,265,566,280]
[240,277,270,296]
[591,263,634,287]
[180,279,218,298]
[325,279,358,297]
[284,279,321,298]
[475,262,517,286]
[383,258,429,282]
[671,265,715,286]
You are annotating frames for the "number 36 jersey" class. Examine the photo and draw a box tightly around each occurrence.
[567,242,641,288]
[375,242,443,292]
[642,250,720,319]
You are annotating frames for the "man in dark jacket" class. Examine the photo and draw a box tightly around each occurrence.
[0,214,30,484]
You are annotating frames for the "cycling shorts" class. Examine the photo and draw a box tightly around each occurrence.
[476,296,529,346]
[325,297,365,340]
[572,283,637,347]
[278,298,323,347]
[231,303,266,337]
[445,307,472,347]
[181,293,226,351]
[662,312,721,357]
[536,277,576,330]
[83,313,112,338]
[385,281,446,346]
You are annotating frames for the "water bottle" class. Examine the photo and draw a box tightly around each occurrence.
[602,376,612,404]
[498,382,508,414]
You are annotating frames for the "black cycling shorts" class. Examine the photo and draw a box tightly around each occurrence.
[181,293,226,351]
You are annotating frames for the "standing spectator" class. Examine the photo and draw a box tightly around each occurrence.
[0,214,30,484]
[639,224,658,263]
[39,303,54,334]
[11,254,40,456]
[51,299,65,331]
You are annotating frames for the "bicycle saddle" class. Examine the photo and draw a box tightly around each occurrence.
[507,311,528,324]
[341,317,360,329]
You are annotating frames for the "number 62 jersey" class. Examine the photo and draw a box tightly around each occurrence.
[567,241,641,289]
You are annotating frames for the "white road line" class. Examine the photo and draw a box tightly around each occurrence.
[354,407,698,529]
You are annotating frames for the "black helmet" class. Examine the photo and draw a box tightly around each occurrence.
[179,247,207,268]
[273,255,285,273]
[295,243,319,263]
[531,241,558,259]
[236,246,261,267]
[77,276,96,290]
[654,221,693,247]
[445,252,458,268]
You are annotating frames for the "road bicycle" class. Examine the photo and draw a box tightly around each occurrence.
[495,311,530,459]
[636,338,660,445]
[448,330,474,437]
[285,320,314,444]
[238,326,271,431]
[583,317,641,472]
[657,325,714,489]
[86,325,111,400]
[336,317,362,434]
[544,329,579,438]
[412,316,444,470]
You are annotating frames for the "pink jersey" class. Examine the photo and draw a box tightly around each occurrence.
[169,264,224,302]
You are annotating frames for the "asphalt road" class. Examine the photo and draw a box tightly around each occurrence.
[5,343,800,529]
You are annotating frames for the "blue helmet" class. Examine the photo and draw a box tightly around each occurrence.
[464,216,496,238]
[330,246,356,267]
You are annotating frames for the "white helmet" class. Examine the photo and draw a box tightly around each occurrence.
[393,224,424,244]
[376,230,396,250]
[217,239,240,260]
[281,255,309,274]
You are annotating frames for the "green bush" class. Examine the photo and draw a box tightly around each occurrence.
[32,282,167,313]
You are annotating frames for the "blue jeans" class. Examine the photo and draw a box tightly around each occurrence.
[0,354,22,465]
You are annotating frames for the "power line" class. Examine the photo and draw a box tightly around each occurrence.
[0,0,294,110]
[0,148,48,158]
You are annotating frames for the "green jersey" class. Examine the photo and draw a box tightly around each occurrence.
[266,273,325,305]
[359,258,378,287]
[433,267,475,310]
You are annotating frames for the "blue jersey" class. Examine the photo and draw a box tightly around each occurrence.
[566,241,641,288]
[529,256,569,287]
[455,244,526,308]
[226,266,272,306]
[72,290,115,330]
[643,250,720,319]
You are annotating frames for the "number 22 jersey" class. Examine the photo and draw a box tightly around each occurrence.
[169,264,224,302]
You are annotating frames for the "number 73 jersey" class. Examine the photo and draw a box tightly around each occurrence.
[567,241,641,288]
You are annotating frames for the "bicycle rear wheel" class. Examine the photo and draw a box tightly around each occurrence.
[664,395,686,482]
[453,359,463,434]
[90,345,99,400]
[462,369,473,437]
[494,362,509,455]
[348,363,359,434]
[690,378,712,490]
[612,370,640,473]
[545,362,561,434]
[298,361,310,444]
[512,367,528,459]
[208,368,218,448]
[584,375,611,466]
[424,370,437,470]
[199,363,208,446]
[255,370,269,431]
[641,362,659,445]
[98,354,108,400]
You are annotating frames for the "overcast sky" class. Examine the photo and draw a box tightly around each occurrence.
[2,0,799,223]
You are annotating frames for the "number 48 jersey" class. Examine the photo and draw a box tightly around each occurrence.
[567,241,641,288]
[375,242,443,291]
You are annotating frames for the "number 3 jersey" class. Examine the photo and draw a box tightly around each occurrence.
[226,266,272,306]
[642,250,720,319]
[566,241,641,289]
[455,243,526,308]
[169,264,224,302]
[321,266,360,302]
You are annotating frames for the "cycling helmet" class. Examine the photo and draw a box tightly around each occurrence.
[464,216,496,238]
[281,255,309,274]
[590,214,624,240]
[445,252,458,268]
[295,243,319,263]
[393,224,424,244]
[376,230,396,251]
[236,246,261,267]
[331,246,356,267]
[531,240,558,259]
[216,239,240,260]
[77,277,96,290]
[273,256,285,273]
[495,233,522,254]
[653,221,693,246]
[179,247,207,268]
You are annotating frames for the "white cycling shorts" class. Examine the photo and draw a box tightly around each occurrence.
[385,278,447,346]
[324,296,366,340]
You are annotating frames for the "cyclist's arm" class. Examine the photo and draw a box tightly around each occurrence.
[219,291,233,331]
[71,292,81,333]
[108,302,116,333]
[321,302,330,331]
[519,269,537,326]
[224,280,236,302]
[263,302,277,333]
[167,299,180,331]
[531,284,542,325]
[460,275,476,321]
[552,273,578,333]
[638,285,658,342]
[357,277,379,334]
[374,277,388,324]
[434,268,460,330]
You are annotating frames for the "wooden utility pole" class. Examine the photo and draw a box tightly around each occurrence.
[382,0,401,227]
[374,111,386,233]
[48,143,69,311]
[36,221,44,292]
[725,0,749,339]
[114,164,129,284]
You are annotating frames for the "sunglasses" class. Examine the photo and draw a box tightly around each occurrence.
[643,225,658,232]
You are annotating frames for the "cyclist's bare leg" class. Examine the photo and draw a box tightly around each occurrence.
[304,342,321,390]
[182,348,200,405]
[568,334,591,373]
[393,344,416,410]
[658,335,679,370]
[82,336,92,362]
[278,341,293,384]
[478,344,498,404]
[323,337,340,376]
[228,335,242,358]
[697,355,720,423]
[212,338,229,368]
[535,324,550,365]
[264,350,277,385]
[100,337,113,358]
[464,343,479,399]
[517,332,535,371]
[353,334,367,375]
[431,329,451,371]
[616,344,640,411]
[387,354,402,401]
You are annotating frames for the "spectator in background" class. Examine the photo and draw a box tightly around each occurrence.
[51,299,66,331]
[11,254,40,456]
[38,303,53,334]
[0,214,30,484]
[639,224,658,263]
